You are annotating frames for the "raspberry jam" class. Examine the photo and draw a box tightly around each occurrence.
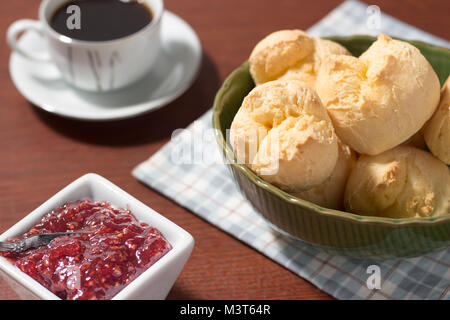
[1,200,172,300]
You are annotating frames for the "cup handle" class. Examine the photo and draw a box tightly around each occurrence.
[7,19,51,62]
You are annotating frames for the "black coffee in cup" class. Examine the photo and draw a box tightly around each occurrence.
[50,0,153,41]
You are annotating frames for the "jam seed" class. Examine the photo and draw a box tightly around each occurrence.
[113,267,122,277]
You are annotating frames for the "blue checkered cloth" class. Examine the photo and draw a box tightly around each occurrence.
[133,0,450,300]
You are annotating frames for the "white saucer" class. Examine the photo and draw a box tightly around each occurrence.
[9,11,202,121]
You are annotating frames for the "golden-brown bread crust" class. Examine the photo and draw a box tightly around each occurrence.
[230,80,339,192]
[316,34,441,155]
[424,76,450,164]
[344,146,450,218]
[249,30,350,87]
[401,129,426,149]
[292,139,357,210]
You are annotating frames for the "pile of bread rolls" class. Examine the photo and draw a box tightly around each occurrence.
[230,30,450,218]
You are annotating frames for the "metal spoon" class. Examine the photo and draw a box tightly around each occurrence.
[0,231,87,253]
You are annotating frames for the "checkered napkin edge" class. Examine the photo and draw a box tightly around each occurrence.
[133,0,450,300]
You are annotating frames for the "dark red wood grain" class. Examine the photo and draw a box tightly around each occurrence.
[0,0,448,300]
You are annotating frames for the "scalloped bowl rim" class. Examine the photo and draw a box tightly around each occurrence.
[212,35,450,228]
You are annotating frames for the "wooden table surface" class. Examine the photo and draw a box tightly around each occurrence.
[0,0,448,300]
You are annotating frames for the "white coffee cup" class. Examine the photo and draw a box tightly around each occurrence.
[7,0,164,92]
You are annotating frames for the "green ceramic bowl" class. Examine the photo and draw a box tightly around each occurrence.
[212,35,450,259]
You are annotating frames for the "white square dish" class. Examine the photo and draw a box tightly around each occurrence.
[0,173,194,300]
